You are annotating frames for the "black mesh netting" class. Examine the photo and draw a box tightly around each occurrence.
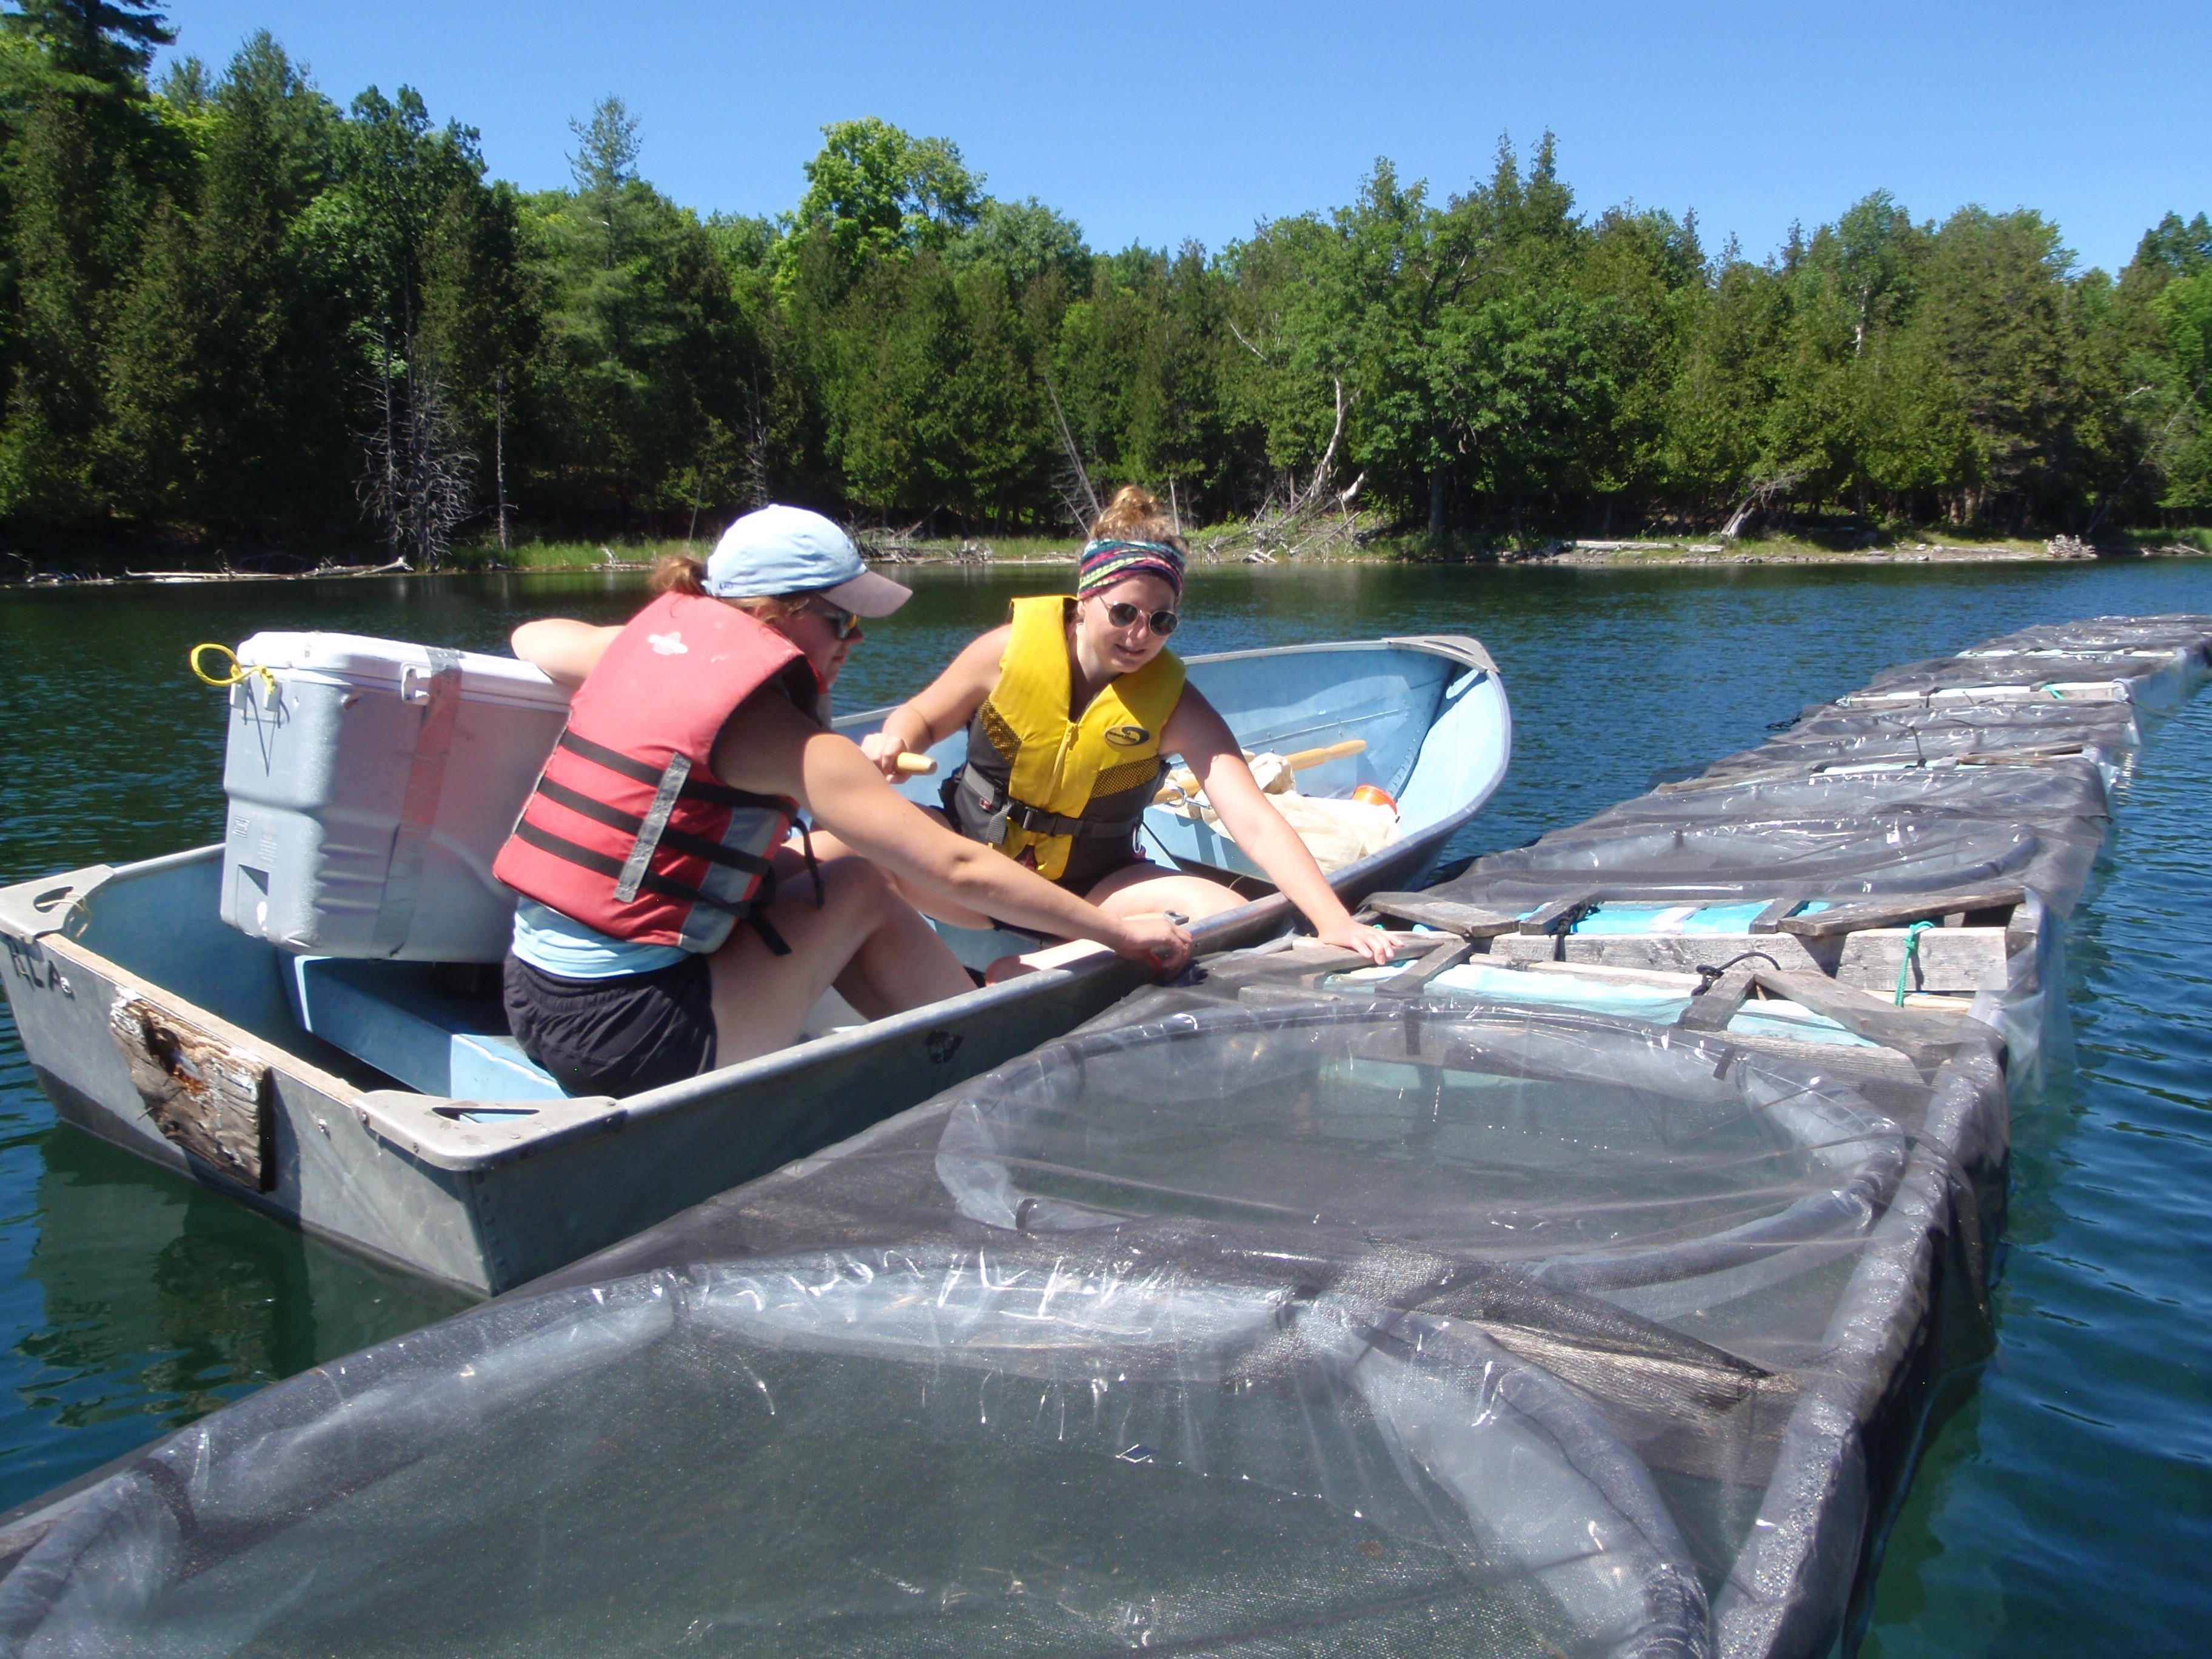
[0,993,2010,1659]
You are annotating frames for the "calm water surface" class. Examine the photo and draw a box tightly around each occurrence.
[1,557,2207,1649]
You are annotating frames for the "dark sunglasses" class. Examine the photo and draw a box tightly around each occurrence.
[803,598,863,640]
[1099,600,1179,637]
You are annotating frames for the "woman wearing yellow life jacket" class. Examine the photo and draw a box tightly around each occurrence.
[497,506,1191,1098]
[858,488,1394,968]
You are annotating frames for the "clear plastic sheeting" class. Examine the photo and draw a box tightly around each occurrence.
[1435,761,2109,919]
[937,1003,1915,1306]
[1433,810,2093,915]
[1431,618,2212,924]
[0,1234,1712,1659]
[1691,708,2140,788]
[0,980,2010,1659]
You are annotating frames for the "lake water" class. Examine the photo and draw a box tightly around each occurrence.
[2,556,2207,1651]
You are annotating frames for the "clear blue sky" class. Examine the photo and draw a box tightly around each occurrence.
[156,1,2205,275]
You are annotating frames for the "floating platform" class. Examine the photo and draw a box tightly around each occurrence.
[0,614,2204,1658]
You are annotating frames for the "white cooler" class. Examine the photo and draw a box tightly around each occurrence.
[219,633,573,962]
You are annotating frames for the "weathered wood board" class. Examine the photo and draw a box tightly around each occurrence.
[1484,927,2011,994]
[107,994,273,1191]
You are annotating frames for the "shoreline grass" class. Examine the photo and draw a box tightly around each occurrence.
[446,523,2210,575]
[8,523,2203,588]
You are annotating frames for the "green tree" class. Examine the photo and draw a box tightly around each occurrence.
[948,196,1089,293]
[102,33,344,527]
[781,116,981,294]
[527,96,751,535]
[0,0,175,517]
[1914,207,2080,524]
[2,0,168,88]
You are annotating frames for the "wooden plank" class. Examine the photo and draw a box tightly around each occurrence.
[1777,885,2025,940]
[1748,895,1803,934]
[1517,897,1592,936]
[1377,936,1478,997]
[1359,892,1523,937]
[1834,928,2008,995]
[1744,968,1965,1069]
[1487,931,1830,975]
[1714,1031,1926,1088]
[107,994,273,1191]
[1675,967,1755,1032]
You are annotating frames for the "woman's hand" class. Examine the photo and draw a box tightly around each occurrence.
[1314,918,1397,965]
[859,730,909,780]
[1110,911,1193,977]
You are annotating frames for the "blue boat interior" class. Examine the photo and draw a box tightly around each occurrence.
[840,640,1504,968]
[56,851,424,1096]
[283,954,567,1103]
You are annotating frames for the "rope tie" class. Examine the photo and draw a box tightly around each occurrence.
[1895,919,1936,1005]
[189,643,278,699]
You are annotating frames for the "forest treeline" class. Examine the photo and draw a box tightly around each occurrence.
[3,2,2210,563]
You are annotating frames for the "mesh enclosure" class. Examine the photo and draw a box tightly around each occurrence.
[1431,760,2110,917]
[0,1238,1712,1659]
[1428,615,2212,923]
[0,615,2204,1659]
[0,987,2006,1659]
[1691,710,2140,786]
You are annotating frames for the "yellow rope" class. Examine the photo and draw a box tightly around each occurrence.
[189,643,277,698]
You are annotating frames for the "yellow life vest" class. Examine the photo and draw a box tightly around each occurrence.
[953,595,1186,881]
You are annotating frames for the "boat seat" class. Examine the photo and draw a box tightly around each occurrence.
[282,956,570,1102]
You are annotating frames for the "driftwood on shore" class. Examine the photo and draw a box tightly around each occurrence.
[119,559,414,583]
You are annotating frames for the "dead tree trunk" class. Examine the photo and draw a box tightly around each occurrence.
[494,361,509,552]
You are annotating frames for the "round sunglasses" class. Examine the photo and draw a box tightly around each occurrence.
[1096,599,1179,637]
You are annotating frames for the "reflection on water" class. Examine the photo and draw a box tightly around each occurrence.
[2,558,2210,1649]
[1862,686,2212,1657]
[0,1117,469,1510]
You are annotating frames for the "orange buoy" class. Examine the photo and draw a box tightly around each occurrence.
[1351,783,1398,814]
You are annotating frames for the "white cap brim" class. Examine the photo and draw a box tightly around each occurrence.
[820,568,913,617]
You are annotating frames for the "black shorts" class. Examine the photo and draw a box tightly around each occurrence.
[503,952,717,1099]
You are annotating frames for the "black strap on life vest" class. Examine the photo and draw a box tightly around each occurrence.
[523,729,811,955]
[508,819,794,956]
[557,729,791,813]
[557,728,818,907]
[953,763,1148,840]
[532,776,779,878]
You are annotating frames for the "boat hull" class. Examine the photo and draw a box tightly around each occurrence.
[0,636,1509,1295]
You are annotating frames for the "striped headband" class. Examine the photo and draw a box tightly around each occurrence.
[1078,538,1185,598]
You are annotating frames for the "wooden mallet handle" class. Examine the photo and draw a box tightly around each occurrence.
[1284,738,1367,771]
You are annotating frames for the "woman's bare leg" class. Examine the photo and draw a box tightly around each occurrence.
[982,861,1246,984]
[1085,861,1246,922]
[707,848,973,1066]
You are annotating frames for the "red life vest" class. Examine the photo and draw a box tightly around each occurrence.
[493,591,820,954]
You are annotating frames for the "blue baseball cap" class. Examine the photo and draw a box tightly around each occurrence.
[705,505,911,617]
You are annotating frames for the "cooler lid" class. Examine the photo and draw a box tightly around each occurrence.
[235,631,573,712]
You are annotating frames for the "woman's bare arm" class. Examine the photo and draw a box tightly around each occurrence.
[860,624,1011,776]
[512,619,621,687]
[1164,688,1391,963]
[716,692,1190,971]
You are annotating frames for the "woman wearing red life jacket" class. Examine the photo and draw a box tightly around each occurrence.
[494,505,1190,1098]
